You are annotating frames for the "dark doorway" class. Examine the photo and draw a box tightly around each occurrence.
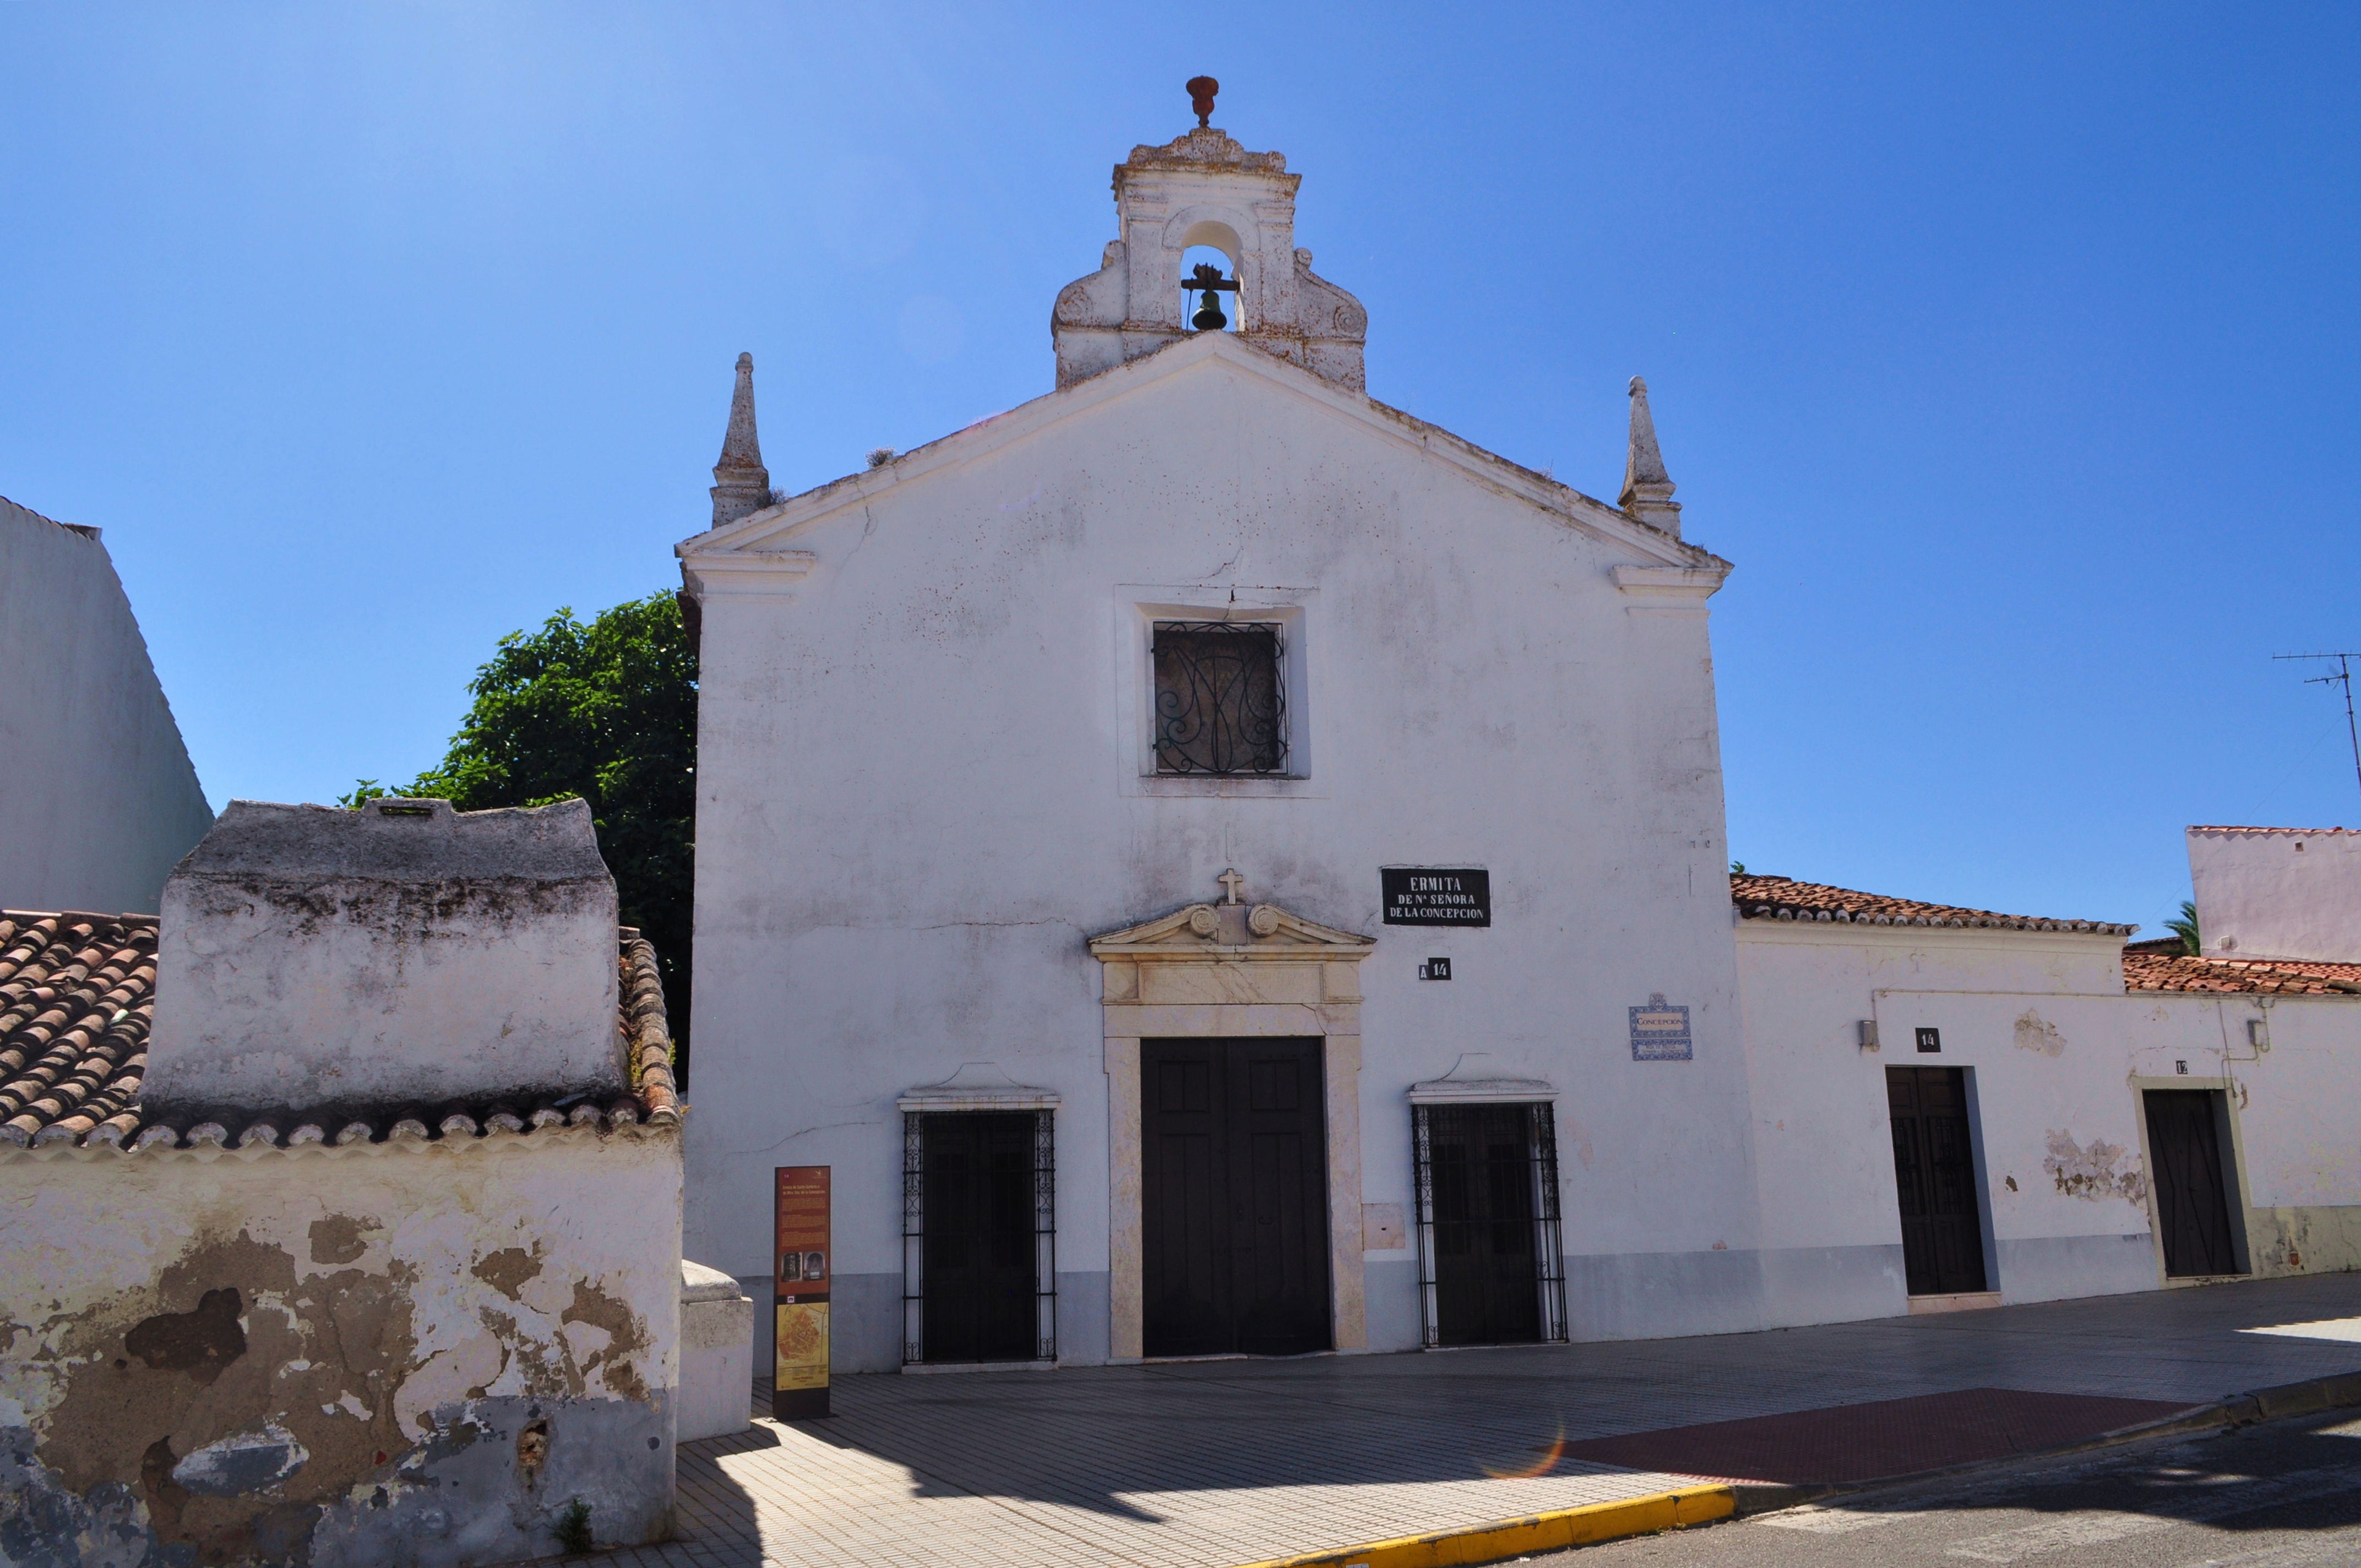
[1417,1102,1565,1347]
[915,1112,1042,1363]
[2144,1090,2243,1278]
[1886,1066,1989,1295]
[1143,1038,1330,1357]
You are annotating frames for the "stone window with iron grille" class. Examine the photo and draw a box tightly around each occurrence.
[1151,621,1287,775]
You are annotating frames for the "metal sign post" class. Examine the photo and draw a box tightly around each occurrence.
[773,1166,831,1420]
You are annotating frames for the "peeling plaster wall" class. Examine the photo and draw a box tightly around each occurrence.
[0,497,214,916]
[1738,921,2361,1324]
[684,347,1759,1360]
[0,1127,681,1568]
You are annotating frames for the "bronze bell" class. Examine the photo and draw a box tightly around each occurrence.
[1189,262,1230,331]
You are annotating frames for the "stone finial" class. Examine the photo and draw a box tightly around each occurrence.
[710,351,773,529]
[1187,76,1219,128]
[1619,375,1683,538]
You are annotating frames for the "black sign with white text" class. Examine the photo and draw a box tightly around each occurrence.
[1381,867,1492,927]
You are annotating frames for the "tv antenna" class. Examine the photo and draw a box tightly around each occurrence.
[2275,652,2361,807]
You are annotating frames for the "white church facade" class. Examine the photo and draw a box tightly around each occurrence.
[678,94,2361,1375]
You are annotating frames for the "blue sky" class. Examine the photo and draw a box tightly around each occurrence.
[4,3,2355,934]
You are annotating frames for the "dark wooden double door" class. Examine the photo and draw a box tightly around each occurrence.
[2144,1090,2242,1278]
[1143,1038,1331,1358]
[1886,1067,1988,1296]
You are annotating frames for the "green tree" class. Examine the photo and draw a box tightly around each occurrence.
[344,591,697,1072]
[2166,899,2201,955]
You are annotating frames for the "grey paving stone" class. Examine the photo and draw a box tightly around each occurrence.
[659,1274,2361,1568]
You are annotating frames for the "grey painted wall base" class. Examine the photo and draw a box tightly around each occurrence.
[1364,1257,1422,1352]
[1564,1246,1767,1341]
[1057,1270,1111,1365]
[1997,1232,2158,1303]
[1758,1243,1908,1329]
[747,1237,2179,1376]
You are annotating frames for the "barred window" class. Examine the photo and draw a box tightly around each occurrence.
[902,1110,1057,1364]
[1412,1101,1569,1348]
[1152,622,1287,775]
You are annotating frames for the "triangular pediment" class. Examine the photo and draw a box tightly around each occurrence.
[1089,899,1376,961]
[676,331,1726,576]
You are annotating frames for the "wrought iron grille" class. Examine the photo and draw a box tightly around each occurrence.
[902,1109,1057,1364]
[1152,622,1287,775]
[1412,1101,1568,1348]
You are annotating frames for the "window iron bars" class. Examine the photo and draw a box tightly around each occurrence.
[1152,622,1287,775]
[902,1109,1058,1364]
[1412,1101,1568,1348]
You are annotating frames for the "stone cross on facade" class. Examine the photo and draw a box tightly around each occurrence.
[1217,868,1247,905]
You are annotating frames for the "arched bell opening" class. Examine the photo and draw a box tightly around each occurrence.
[1179,246,1238,331]
[1175,220,1244,333]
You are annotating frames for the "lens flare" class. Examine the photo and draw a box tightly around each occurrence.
[1481,1425,1567,1480]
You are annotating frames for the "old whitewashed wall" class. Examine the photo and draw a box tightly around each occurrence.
[0,1128,682,1568]
[683,330,1758,1364]
[147,798,623,1118]
[2190,825,2361,964]
[1737,919,2361,1324]
[0,497,213,914]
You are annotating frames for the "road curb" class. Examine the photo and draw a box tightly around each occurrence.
[1222,1369,2361,1565]
[1226,1484,1737,1568]
[1730,1366,2361,1516]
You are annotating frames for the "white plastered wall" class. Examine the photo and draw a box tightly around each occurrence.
[681,335,1759,1366]
[0,498,214,914]
[1738,917,2361,1324]
[2190,826,2361,963]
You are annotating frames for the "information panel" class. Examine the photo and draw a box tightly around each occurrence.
[1380,867,1492,927]
[773,1165,832,1420]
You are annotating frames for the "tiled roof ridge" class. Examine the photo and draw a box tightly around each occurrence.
[621,930,678,1121]
[1729,874,2136,937]
[0,908,681,1154]
[2188,825,2355,836]
[2123,949,2361,996]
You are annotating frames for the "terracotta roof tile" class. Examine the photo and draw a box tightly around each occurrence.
[1729,874,2136,936]
[2123,950,2361,995]
[2188,825,2357,837]
[0,909,679,1152]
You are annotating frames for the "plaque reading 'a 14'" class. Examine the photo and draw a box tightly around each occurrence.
[1380,867,1491,927]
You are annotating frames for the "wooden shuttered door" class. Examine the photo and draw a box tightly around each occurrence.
[2144,1090,2243,1278]
[1885,1066,1989,1297]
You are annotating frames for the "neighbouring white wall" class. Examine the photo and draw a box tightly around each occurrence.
[683,335,1758,1364]
[1737,920,2139,1325]
[678,1261,753,1442]
[0,497,213,915]
[2190,826,2361,963]
[148,798,622,1117]
[1738,920,2361,1325]
[0,1127,683,1568]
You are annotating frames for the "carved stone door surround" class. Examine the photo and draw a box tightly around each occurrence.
[1087,873,1377,1360]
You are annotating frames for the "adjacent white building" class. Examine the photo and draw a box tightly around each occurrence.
[0,494,214,914]
[2189,824,2361,964]
[678,97,2361,1376]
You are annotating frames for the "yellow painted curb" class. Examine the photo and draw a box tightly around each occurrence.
[1227,1484,1738,1568]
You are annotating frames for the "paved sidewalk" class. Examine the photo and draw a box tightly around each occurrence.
[629,1275,2361,1568]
